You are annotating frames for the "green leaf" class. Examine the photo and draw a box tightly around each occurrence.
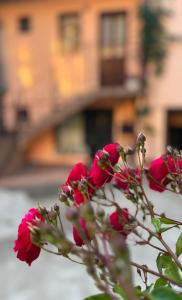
[154,278,167,288]
[156,254,182,284]
[151,287,182,300]
[84,294,112,300]
[113,286,128,300]
[152,218,161,233]
[156,254,171,273]
[160,225,179,233]
[176,234,182,257]
[164,262,182,285]
[159,217,179,225]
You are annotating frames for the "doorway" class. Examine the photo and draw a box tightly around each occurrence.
[85,109,113,158]
[167,110,182,149]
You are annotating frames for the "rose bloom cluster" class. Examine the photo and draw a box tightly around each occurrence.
[14,143,182,265]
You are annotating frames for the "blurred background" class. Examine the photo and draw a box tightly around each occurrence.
[0,0,182,299]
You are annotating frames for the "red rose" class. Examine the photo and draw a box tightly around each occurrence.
[73,188,85,206]
[178,159,182,170]
[14,208,44,266]
[103,143,120,165]
[109,208,129,238]
[60,184,72,196]
[65,163,93,205]
[90,143,119,188]
[114,168,141,190]
[66,163,88,186]
[73,218,91,247]
[147,155,176,192]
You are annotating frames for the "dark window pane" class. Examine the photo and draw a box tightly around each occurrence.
[19,17,31,32]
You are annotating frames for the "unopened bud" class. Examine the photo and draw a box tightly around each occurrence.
[60,184,72,196]
[59,194,68,203]
[54,204,60,212]
[96,207,105,219]
[137,132,146,144]
[167,145,173,155]
[125,146,135,155]
[96,150,109,162]
[66,206,79,221]
[38,206,48,217]
[80,204,94,221]
[48,209,57,221]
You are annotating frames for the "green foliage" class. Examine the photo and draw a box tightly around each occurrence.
[151,287,182,300]
[176,234,182,257]
[154,278,167,289]
[152,218,161,233]
[113,285,128,300]
[152,217,179,233]
[156,254,182,284]
[83,294,111,300]
[139,2,169,75]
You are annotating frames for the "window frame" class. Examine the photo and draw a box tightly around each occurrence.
[58,12,80,53]
[100,11,127,53]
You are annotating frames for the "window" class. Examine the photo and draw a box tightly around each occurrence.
[16,108,29,123]
[58,13,80,52]
[19,17,31,32]
[100,12,126,86]
[55,114,86,153]
[101,12,126,50]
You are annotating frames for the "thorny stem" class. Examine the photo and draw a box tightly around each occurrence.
[158,236,182,270]
[136,218,182,270]
[140,184,154,218]
[137,188,182,270]
[130,261,182,288]
[41,246,61,256]
[133,230,168,254]
[58,213,65,234]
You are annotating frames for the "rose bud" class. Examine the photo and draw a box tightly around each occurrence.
[114,168,141,191]
[14,208,44,266]
[73,218,91,247]
[109,208,129,239]
[147,155,176,192]
[89,143,120,188]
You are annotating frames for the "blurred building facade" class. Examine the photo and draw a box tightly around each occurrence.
[145,0,182,158]
[0,0,141,169]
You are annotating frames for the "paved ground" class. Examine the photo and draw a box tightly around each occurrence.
[0,170,182,300]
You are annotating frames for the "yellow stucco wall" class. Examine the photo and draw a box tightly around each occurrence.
[0,0,138,165]
[0,0,140,129]
[26,128,89,166]
[25,99,135,166]
[113,100,135,147]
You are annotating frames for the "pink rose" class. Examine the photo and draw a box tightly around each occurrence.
[114,168,141,190]
[73,218,91,247]
[109,208,129,238]
[90,143,119,188]
[14,208,44,266]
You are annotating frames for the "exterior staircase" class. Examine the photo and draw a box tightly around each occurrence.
[0,134,24,176]
[18,86,138,148]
